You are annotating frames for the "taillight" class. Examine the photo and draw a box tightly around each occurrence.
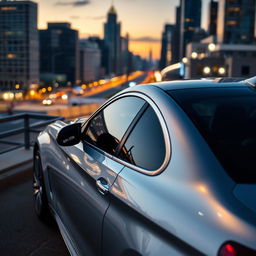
[218,241,256,256]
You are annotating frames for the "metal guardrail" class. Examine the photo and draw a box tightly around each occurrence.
[0,113,64,154]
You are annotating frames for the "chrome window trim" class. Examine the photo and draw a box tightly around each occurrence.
[82,91,171,176]
[81,93,146,131]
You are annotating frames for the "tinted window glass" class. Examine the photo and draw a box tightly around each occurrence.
[168,87,256,183]
[84,96,145,155]
[118,106,166,171]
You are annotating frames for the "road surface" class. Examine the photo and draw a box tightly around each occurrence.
[89,73,148,99]
[0,170,69,256]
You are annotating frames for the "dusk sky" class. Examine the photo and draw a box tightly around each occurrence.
[36,0,210,59]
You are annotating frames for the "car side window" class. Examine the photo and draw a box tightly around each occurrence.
[118,106,166,171]
[83,96,145,155]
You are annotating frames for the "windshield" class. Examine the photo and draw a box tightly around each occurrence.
[168,87,256,184]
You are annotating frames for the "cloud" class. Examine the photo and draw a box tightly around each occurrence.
[69,15,105,20]
[70,15,80,19]
[130,36,160,42]
[55,0,90,7]
[85,15,105,20]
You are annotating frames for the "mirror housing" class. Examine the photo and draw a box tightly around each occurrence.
[56,123,81,146]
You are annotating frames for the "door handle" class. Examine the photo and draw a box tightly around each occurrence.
[96,178,109,195]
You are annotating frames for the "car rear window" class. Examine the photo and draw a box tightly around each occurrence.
[167,87,256,184]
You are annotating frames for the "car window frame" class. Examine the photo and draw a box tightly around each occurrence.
[81,94,147,154]
[81,92,171,176]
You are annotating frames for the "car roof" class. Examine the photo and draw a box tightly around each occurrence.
[145,78,251,91]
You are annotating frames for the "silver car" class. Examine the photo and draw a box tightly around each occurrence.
[33,77,256,256]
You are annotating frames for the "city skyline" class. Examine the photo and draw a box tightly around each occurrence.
[35,0,211,59]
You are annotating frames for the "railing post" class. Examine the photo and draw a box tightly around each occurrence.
[24,114,30,150]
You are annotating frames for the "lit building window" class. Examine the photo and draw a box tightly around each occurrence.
[185,18,193,22]
[226,20,238,26]
[0,7,17,11]
[227,7,240,13]
[188,26,195,31]
[6,53,16,59]
[53,30,63,34]
[5,31,14,36]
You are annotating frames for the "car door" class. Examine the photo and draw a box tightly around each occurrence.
[48,96,146,256]
[102,104,176,255]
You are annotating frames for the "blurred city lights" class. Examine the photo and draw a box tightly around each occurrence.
[42,98,53,105]
[49,94,57,99]
[191,52,198,59]
[30,90,35,96]
[154,71,162,82]
[218,67,226,75]
[208,43,216,52]
[15,92,23,99]
[182,57,188,63]
[129,81,136,87]
[203,66,211,75]
[3,92,15,100]
[62,94,68,100]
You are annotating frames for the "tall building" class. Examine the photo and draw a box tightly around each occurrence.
[87,36,105,74]
[104,5,121,76]
[148,48,153,67]
[159,24,175,70]
[172,5,181,63]
[39,23,79,86]
[217,0,256,44]
[0,0,39,90]
[120,34,129,75]
[80,39,101,83]
[180,0,202,58]
[208,0,218,36]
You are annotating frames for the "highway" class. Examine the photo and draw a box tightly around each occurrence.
[88,72,148,98]
[0,171,69,256]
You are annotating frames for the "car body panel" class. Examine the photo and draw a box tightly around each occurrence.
[35,81,256,256]
[37,122,124,256]
[100,86,255,255]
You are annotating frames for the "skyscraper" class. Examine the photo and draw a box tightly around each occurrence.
[39,23,79,86]
[179,0,202,58]
[159,24,175,70]
[0,0,39,90]
[104,5,121,76]
[217,0,256,44]
[120,34,129,75]
[80,39,101,82]
[208,0,218,36]
[172,5,181,63]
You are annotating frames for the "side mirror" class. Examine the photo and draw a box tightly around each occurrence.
[56,123,81,146]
